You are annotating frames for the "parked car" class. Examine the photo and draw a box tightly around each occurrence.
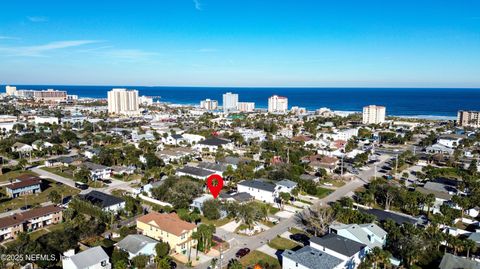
[20,205,32,211]
[235,248,250,258]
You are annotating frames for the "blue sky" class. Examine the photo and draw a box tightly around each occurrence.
[0,0,479,87]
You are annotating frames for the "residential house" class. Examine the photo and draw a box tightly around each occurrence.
[282,246,344,269]
[237,179,278,204]
[310,234,368,269]
[155,148,195,164]
[219,192,253,204]
[0,205,63,241]
[82,162,112,180]
[11,142,33,153]
[136,212,197,254]
[175,166,215,180]
[83,148,101,159]
[426,143,455,155]
[438,135,463,148]
[359,208,420,226]
[115,234,159,260]
[190,194,214,213]
[5,174,42,198]
[438,253,480,269]
[192,137,234,153]
[62,246,111,269]
[32,140,54,151]
[303,155,339,173]
[275,179,298,194]
[197,162,229,176]
[111,165,135,176]
[329,223,387,249]
[44,156,77,167]
[79,190,125,212]
[299,174,320,184]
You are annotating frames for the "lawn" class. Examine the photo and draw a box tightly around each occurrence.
[268,237,299,250]
[41,167,75,179]
[315,187,333,199]
[320,179,346,188]
[0,170,38,183]
[0,179,80,212]
[240,250,281,269]
[289,227,310,236]
[200,216,232,227]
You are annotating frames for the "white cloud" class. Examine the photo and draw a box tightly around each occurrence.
[0,36,18,40]
[27,16,49,23]
[0,40,100,57]
[193,0,202,10]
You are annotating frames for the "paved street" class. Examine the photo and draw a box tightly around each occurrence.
[188,153,392,269]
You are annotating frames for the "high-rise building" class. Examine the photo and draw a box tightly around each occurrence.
[362,105,386,124]
[5,86,16,96]
[268,95,288,113]
[200,99,218,110]
[222,92,238,112]
[237,102,255,112]
[107,88,140,115]
[457,110,480,127]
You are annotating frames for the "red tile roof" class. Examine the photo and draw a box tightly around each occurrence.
[6,176,41,190]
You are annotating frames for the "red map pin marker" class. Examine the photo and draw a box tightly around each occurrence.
[206,174,224,199]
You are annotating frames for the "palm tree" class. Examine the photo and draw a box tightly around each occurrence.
[463,239,477,259]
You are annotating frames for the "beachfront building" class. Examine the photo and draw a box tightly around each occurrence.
[268,95,288,113]
[362,105,386,124]
[222,92,238,112]
[33,89,67,102]
[107,88,140,115]
[237,102,255,112]
[200,99,218,110]
[457,110,480,127]
[5,85,16,96]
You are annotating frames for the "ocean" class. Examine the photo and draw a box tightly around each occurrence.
[6,85,480,120]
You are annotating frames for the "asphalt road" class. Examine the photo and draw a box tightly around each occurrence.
[189,154,392,269]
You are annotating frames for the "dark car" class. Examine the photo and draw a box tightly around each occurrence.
[289,233,310,245]
[169,261,177,269]
[20,205,32,211]
[235,248,250,258]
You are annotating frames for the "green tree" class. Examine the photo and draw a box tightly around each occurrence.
[48,190,62,204]
[132,254,149,269]
[227,259,243,269]
[155,241,171,259]
[202,199,221,220]
[111,248,129,267]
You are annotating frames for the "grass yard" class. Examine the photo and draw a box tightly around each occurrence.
[240,250,281,269]
[41,167,75,179]
[268,237,299,250]
[200,216,232,227]
[0,179,80,212]
[320,179,346,188]
[0,170,38,183]
[289,227,310,236]
[315,187,333,199]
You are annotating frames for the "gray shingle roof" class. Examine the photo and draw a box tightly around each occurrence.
[439,253,480,269]
[197,162,228,172]
[198,137,231,146]
[330,223,387,249]
[176,166,214,177]
[282,246,343,269]
[276,179,297,188]
[68,246,109,268]
[116,234,159,254]
[310,234,366,257]
[238,179,276,192]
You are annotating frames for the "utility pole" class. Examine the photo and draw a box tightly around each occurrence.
[395,154,399,176]
[341,155,344,177]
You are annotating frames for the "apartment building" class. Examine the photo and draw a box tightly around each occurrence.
[200,99,218,110]
[107,88,140,115]
[457,110,480,127]
[268,95,288,113]
[237,102,255,112]
[362,105,386,124]
[222,92,238,112]
[5,174,42,198]
[0,205,63,241]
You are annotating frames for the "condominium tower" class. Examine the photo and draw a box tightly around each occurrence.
[107,88,140,115]
[268,95,288,113]
[362,105,386,124]
[222,92,238,112]
[457,110,480,127]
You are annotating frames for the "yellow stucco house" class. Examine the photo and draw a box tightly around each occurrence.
[137,212,197,254]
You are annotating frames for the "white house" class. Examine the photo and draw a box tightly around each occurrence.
[282,246,344,269]
[438,135,463,148]
[82,162,111,180]
[115,234,159,260]
[193,137,234,153]
[62,246,111,269]
[329,223,387,249]
[237,180,278,204]
[32,140,54,151]
[182,133,205,144]
[310,234,368,269]
[275,180,297,194]
[11,142,33,153]
[84,148,101,159]
[34,116,59,125]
